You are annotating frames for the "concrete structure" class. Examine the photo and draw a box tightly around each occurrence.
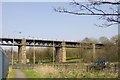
[55,42,66,63]
[0,37,104,64]
[18,39,27,64]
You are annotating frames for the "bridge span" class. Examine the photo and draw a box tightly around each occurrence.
[0,38,104,64]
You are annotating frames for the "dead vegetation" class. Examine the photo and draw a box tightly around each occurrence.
[33,64,118,78]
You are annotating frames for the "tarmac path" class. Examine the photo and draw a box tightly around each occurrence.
[15,69,27,79]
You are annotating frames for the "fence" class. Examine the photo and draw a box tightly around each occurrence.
[12,64,34,69]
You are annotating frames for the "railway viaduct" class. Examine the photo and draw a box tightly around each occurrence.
[0,38,104,64]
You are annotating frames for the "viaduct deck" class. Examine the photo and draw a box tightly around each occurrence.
[0,38,104,48]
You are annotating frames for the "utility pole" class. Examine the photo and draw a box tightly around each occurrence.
[53,40,55,64]
[79,42,81,62]
[18,32,21,64]
[12,31,21,65]
[33,37,35,65]
[12,36,14,66]
[93,43,96,62]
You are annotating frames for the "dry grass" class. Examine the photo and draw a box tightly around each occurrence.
[34,65,59,77]
[33,64,118,78]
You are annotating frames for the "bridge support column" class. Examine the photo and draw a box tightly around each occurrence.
[55,42,66,63]
[93,44,96,61]
[18,38,27,64]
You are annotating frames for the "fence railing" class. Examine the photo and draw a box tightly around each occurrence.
[12,64,34,69]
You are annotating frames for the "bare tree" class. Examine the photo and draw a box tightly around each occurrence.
[81,37,98,43]
[54,0,120,27]
[81,37,92,43]
[99,36,110,44]
[110,35,118,44]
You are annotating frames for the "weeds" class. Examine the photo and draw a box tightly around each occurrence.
[33,64,118,78]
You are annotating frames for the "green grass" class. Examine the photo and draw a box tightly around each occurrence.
[21,69,40,78]
[21,69,51,78]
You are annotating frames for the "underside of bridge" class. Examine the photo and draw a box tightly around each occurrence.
[0,38,101,64]
[17,39,67,64]
[16,39,96,64]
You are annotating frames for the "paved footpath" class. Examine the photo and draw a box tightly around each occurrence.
[15,69,27,79]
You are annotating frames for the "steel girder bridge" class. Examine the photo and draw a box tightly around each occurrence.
[0,37,104,64]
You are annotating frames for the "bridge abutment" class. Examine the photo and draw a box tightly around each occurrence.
[55,42,66,63]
